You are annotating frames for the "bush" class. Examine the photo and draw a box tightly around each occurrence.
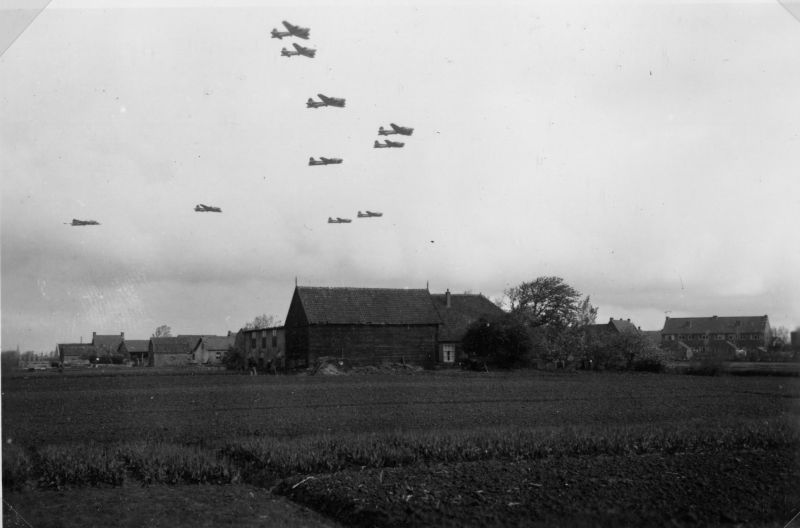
[686,357,725,376]
[462,314,532,368]
[632,357,665,373]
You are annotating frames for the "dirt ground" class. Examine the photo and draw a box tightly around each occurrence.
[279,447,800,527]
[3,484,341,528]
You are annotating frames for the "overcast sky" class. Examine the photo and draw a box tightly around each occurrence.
[2,0,799,352]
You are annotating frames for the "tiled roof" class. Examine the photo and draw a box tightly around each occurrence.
[93,334,124,351]
[151,337,193,355]
[176,335,203,349]
[296,287,441,325]
[662,316,769,334]
[198,335,235,351]
[58,343,95,357]
[431,293,506,341]
[121,340,149,353]
[609,319,640,334]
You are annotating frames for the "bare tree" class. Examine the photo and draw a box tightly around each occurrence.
[243,314,281,330]
[152,325,172,338]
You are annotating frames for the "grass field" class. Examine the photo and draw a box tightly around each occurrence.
[3,369,799,526]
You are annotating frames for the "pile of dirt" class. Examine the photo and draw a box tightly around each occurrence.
[308,357,424,376]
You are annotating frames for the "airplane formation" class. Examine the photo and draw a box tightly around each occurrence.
[67,20,409,228]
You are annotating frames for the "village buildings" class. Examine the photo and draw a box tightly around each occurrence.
[50,284,791,371]
[660,315,772,360]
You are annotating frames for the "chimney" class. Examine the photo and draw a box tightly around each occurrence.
[609,317,613,323]
[92,332,96,342]
[627,318,630,322]
[121,332,125,339]
[445,289,451,308]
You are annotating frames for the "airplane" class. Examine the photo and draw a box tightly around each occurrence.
[65,219,100,226]
[328,217,352,224]
[309,157,342,166]
[307,94,346,108]
[271,20,310,40]
[374,139,405,148]
[357,211,383,218]
[281,43,316,58]
[378,123,414,136]
[194,204,222,213]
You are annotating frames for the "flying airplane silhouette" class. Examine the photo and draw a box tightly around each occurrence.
[357,211,383,218]
[281,43,316,58]
[374,139,404,148]
[309,157,343,166]
[271,20,310,40]
[307,94,346,108]
[328,217,352,224]
[378,123,414,136]
[194,204,222,213]
[65,219,100,226]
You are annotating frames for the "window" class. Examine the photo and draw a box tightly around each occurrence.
[261,336,267,348]
[250,336,256,349]
[442,344,455,363]
[272,329,278,348]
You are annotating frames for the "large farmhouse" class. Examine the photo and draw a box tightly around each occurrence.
[284,286,442,368]
[661,315,771,359]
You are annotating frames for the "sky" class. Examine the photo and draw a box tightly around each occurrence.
[2,0,799,352]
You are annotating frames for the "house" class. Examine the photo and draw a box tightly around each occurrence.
[92,332,125,358]
[661,315,771,360]
[119,340,150,366]
[430,289,505,364]
[192,334,235,365]
[284,286,442,368]
[240,327,285,369]
[586,318,641,338]
[149,336,200,367]
[57,343,94,366]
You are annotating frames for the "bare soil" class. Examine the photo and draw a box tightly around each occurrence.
[3,484,341,528]
[279,447,800,527]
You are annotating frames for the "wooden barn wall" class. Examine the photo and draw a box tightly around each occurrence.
[305,324,438,366]
[286,326,310,367]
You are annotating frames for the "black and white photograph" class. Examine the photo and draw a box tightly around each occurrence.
[2,0,799,526]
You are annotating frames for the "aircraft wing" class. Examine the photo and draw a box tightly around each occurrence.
[282,21,297,32]
[293,43,304,52]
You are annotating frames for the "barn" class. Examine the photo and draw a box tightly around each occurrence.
[284,286,441,368]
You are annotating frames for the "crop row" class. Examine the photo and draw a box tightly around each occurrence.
[4,417,797,491]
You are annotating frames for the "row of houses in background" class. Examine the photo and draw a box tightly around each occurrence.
[58,332,236,367]
[56,286,505,369]
[54,284,798,370]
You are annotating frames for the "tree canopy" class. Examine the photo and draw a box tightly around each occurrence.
[243,314,281,330]
[504,276,583,330]
[152,325,172,338]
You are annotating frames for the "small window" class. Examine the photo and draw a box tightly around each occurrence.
[261,337,267,348]
[442,344,455,363]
